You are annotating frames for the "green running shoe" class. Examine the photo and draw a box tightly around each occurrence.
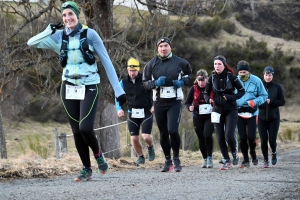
[74,168,92,182]
[96,156,109,174]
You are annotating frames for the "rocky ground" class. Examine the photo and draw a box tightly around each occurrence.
[1,149,300,200]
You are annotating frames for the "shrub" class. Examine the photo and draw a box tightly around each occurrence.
[235,13,241,21]
[222,20,236,34]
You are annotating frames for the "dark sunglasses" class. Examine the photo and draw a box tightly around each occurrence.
[198,77,205,81]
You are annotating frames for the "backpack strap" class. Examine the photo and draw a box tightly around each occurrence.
[59,31,69,68]
[79,29,95,65]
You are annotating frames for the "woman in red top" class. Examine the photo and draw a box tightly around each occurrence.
[185,69,214,168]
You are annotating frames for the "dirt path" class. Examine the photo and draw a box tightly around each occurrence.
[1,149,300,200]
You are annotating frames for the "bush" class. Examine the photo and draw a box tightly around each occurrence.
[235,13,241,21]
[222,20,236,34]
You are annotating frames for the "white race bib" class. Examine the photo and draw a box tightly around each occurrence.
[199,104,213,114]
[211,112,221,123]
[131,108,145,118]
[65,85,85,100]
[238,112,253,119]
[160,86,176,98]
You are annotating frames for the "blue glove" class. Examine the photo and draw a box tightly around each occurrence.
[154,76,166,87]
[172,80,184,89]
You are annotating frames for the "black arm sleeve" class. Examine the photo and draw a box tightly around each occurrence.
[270,83,285,107]
[204,76,213,103]
[185,86,194,110]
[181,61,192,85]
[224,75,245,101]
[142,62,156,90]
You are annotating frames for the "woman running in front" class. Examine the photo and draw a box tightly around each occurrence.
[204,55,245,170]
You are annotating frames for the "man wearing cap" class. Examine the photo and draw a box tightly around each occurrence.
[258,66,285,168]
[27,1,126,182]
[236,60,268,168]
[116,58,155,165]
[143,37,192,172]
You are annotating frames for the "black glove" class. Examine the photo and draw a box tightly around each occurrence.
[117,94,126,106]
[50,22,63,34]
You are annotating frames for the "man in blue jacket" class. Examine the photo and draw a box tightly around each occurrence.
[236,60,268,168]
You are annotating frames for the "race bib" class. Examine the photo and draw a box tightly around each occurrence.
[160,86,176,98]
[65,85,85,100]
[211,112,221,123]
[131,108,145,118]
[199,104,212,114]
[238,112,253,119]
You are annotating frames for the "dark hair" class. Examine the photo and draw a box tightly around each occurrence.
[214,55,235,74]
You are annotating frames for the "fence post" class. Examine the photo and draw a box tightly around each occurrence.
[58,133,68,157]
[54,128,60,158]
[54,128,68,159]
[298,133,300,142]
[182,128,185,153]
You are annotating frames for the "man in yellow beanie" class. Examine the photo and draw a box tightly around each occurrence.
[115,58,155,165]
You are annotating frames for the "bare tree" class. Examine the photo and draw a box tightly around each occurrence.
[0,0,234,159]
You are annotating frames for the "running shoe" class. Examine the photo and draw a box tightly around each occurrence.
[271,152,277,165]
[219,158,226,164]
[96,156,109,174]
[263,160,269,168]
[206,156,213,168]
[173,158,182,172]
[74,168,92,182]
[201,158,207,168]
[148,145,156,161]
[161,159,174,172]
[135,156,145,165]
[239,160,250,168]
[250,150,258,165]
[220,160,232,170]
[232,151,239,165]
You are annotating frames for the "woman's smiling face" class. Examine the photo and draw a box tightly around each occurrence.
[62,8,78,30]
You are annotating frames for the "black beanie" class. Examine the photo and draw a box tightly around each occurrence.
[237,60,250,72]
[214,55,226,67]
[263,66,274,74]
[157,37,171,47]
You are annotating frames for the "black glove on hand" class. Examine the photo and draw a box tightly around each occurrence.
[50,22,63,34]
[117,94,126,106]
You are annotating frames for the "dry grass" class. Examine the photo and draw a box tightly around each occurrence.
[1,101,300,180]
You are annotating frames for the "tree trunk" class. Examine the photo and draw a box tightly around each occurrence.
[0,105,8,159]
[83,0,121,158]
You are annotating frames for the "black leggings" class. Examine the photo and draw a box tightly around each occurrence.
[61,81,99,168]
[214,109,238,160]
[193,114,214,158]
[258,117,280,161]
[237,116,257,161]
[154,101,182,160]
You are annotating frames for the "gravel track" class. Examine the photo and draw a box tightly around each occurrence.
[1,150,300,200]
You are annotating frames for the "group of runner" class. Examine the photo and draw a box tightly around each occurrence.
[27,1,285,181]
